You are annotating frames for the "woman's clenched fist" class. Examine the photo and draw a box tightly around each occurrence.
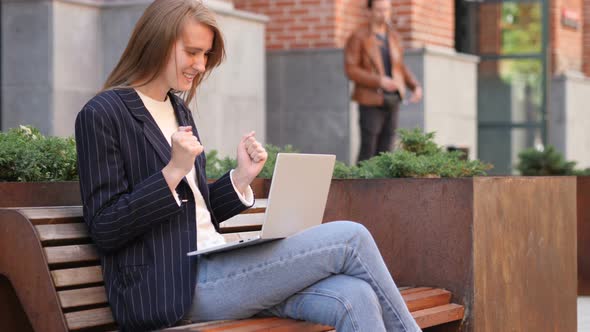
[163,126,203,193]
[170,126,203,175]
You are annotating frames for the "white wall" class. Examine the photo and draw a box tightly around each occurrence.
[2,0,268,161]
[402,46,479,159]
[550,71,590,168]
[191,5,267,158]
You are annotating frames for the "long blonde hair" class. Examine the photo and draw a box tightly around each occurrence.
[103,0,225,104]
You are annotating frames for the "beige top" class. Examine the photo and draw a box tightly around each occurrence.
[136,89,253,250]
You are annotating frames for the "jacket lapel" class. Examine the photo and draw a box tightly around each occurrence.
[168,92,206,190]
[167,91,191,128]
[117,88,174,168]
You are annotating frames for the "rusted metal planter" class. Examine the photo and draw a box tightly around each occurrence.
[0,181,81,207]
[319,177,576,332]
[578,176,590,296]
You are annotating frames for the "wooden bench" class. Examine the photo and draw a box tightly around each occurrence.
[0,196,464,331]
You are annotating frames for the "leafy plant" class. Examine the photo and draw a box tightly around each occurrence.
[0,125,78,182]
[205,150,238,179]
[333,129,492,179]
[257,144,299,178]
[205,144,298,179]
[517,145,590,176]
[397,128,440,156]
[206,129,493,180]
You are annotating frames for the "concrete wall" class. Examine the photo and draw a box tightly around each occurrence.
[550,71,590,168]
[267,49,352,162]
[53,1,103,137]
[1,0,267,159]
[1,0,54,134]
[403,46,479,160]
[192,6,267,158]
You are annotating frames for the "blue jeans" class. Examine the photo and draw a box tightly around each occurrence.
[184,221,421,332]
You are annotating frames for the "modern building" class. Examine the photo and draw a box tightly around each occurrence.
[2,0,590,174]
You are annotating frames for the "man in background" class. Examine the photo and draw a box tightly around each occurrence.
[345,0,423,163]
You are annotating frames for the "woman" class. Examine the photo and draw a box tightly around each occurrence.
[75,1,421,331]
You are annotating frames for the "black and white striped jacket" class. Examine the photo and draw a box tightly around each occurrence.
[75,88,249,331]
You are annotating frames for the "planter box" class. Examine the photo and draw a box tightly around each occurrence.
[579,176,590,295]
[321,177,576,332]
[0,182,81,208]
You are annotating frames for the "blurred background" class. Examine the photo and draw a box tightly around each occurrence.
[1,0,589,175]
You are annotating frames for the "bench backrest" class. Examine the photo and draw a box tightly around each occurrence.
[24,206,116,331]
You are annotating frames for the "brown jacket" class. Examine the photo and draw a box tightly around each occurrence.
[344,24,419,106]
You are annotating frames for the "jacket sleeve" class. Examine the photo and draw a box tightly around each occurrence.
[401,63,419,91]
[391,30,420,91]
[207,171,253,224]
[75,105,182,253]
[344,33,382,89]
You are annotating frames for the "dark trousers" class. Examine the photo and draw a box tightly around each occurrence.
[357,96,401,163]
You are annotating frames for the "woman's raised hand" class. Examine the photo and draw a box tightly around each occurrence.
[232,131,268,195]
[163,126,203,192]
[169,126,203,175]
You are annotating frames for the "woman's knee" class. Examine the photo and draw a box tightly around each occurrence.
[327,220,366,232]
[327,221,373,242]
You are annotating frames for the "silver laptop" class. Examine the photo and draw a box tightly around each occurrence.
[187,153,336,256]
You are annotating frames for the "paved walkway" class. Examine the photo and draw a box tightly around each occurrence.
[580,297,590,332]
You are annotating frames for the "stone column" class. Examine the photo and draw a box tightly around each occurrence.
[550,71,590,168]
[2,0,55,134]
[2,0,268,160]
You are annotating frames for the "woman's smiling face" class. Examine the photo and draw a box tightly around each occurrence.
[162,19,214,92]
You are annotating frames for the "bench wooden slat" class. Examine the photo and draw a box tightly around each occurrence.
[165,320,234,330]
[45,244,99,265]
[220,214,264,229]
[36,223,90,244]
[52,266,103,288]
[58,286,108,309]
[64,307,115,330]
[168,317,334,332]
[412,303,465,329]
[251,199,267,209]
[220,213,264,234]
[400,287,433,295]
[403,288,451,312]
[232,199,267,215]
[13,206,83,223]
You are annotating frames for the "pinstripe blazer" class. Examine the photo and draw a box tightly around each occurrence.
[75,88,250,331]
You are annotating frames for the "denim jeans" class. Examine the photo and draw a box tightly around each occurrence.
[184,221,421,332]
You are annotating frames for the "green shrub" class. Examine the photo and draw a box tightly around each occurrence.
[517,145,590,176]
[205,144,298,179]
[0,125,78,182]
[333,128,492,179]
[0,125,493,182]
[205,149,238,179]
[257,144,299,178]
[205,128,492,179]
[398,129,440,156]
